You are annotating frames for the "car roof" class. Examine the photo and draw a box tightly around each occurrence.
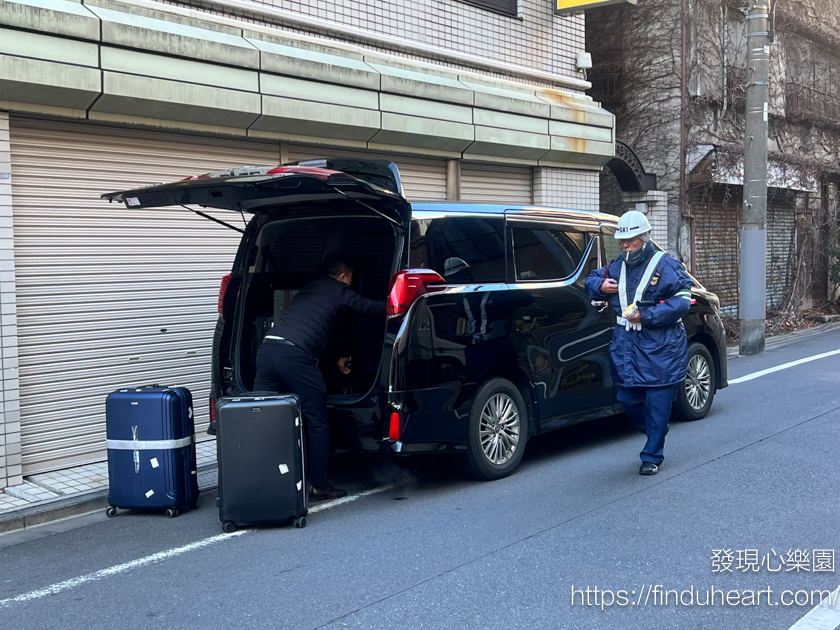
[409,201,619,225]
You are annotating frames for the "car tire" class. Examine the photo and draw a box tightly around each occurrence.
[459,377,528,481]
[673,342,716,421]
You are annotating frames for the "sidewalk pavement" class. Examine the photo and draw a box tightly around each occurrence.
[2,321,840,537]
[0,440,218,535]
[724,320,840,359]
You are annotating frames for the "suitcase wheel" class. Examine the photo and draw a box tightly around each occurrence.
[294,516,307,529]
[165,508,179,519]
[105,507,118,518]
[222,521,237,533]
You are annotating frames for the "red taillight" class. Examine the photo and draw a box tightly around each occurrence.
[218,274,232,314]
[389,411,401,441]
[209,398,216,424]
[387,269,446,320]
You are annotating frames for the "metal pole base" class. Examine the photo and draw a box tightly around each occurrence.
[739,319,765,355]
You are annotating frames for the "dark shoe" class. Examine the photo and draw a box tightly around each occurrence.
[639,462,660,476]
[308,483,348,501]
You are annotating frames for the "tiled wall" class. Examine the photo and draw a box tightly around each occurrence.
[623,190,670,248]
[177,0,586,81]
[533,167,599,211]
[0,111,21,490]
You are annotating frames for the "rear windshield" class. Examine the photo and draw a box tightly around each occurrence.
[409,217,506,284]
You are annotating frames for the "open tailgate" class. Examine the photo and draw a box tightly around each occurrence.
[101,159,409,222]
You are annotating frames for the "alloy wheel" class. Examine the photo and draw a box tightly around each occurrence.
[479,393,520,465]
[685,353,712,410]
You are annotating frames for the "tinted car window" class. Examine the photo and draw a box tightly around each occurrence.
[511,226,588,281]
[603,233,621,261]
[410,217,506,284]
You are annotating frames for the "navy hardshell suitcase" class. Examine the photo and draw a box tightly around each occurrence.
[105,385,200,518]
[216,394,307,531]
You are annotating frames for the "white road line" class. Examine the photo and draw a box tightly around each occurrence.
[729,348,840,384]
[0,530,249,607]
[788,586,840,629]
[0,483,395,608]
[308,483,396,514]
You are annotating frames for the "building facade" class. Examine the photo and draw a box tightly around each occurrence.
[0,0,615,486]
[588,0,840,316]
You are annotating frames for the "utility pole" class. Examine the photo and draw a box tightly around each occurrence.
[739,0,770,355]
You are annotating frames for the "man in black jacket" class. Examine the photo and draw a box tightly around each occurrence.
[254,253,385,501]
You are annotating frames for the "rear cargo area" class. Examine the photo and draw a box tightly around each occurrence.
[237,215,398,397]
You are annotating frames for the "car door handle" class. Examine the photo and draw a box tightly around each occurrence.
[591,300,609,312]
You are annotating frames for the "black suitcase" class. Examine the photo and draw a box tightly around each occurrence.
[216,394,307,531]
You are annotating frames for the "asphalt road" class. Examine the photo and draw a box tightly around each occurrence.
[2,328,840,630]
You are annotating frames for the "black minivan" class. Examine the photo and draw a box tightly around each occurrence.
[104,158,728,480]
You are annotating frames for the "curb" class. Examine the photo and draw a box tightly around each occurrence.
[0,464,219,536]
[0,490,110,535]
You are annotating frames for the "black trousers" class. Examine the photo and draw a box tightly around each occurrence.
[254,341,330,488]
[616,385,673,465]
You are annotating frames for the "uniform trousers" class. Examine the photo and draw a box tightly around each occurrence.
[616,385,673,465]
[254,340,330,488]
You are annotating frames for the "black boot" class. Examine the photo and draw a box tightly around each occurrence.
[309,483,348,501]
[639,462,660,476]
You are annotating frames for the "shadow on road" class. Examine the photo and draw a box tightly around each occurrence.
[326,413,639,496]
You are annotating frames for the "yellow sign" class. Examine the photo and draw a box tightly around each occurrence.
[555,0,637,14]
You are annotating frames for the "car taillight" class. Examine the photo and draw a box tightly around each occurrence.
[387,269,446,320]
[218,274,232,314]
[209,398,216,424]
[389,411,401,441]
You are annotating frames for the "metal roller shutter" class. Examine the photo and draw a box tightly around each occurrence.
[286,145,446,201]
[10,117,279,473]
[767,195,796,311]
[694,185,797,316]
[693,184,741,315]
[460,163,532,204]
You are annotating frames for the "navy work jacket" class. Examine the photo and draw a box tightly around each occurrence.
[585,243,692,388]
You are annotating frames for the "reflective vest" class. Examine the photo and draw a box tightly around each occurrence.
[617,251,665,325]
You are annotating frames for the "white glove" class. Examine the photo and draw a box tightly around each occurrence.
[624,319,642,332]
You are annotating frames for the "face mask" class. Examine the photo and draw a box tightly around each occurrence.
[623,244,646,267]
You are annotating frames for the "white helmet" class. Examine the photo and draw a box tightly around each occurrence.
[614,210,651,240]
